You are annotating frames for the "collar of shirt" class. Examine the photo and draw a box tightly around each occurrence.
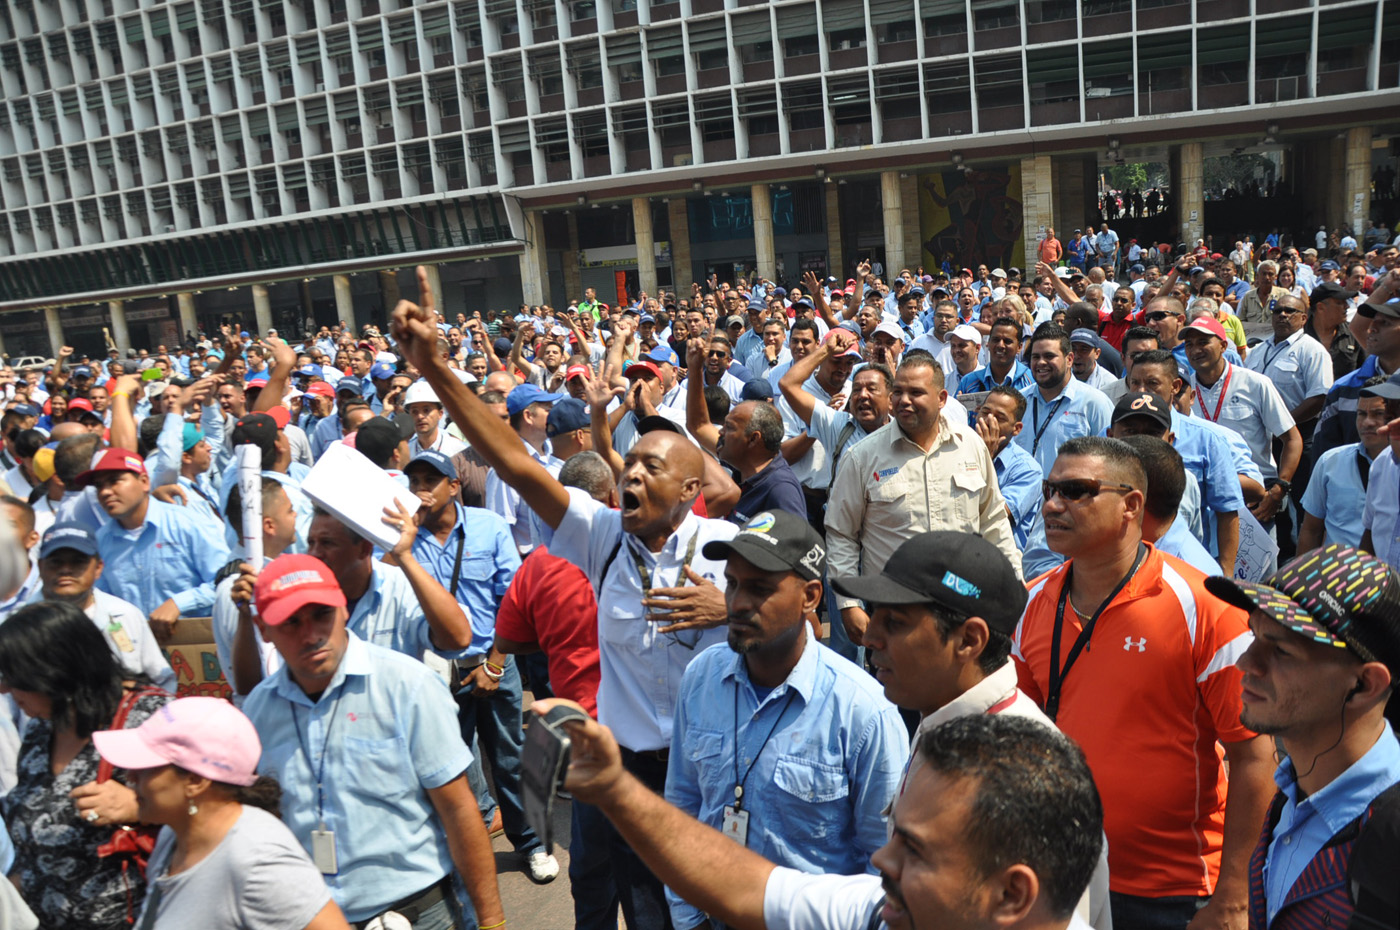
[0,565,40,616]
[1274,720,1400,837]
[270,629,374,707]
[721,624,821,704]
[886,408,966,455]
[922,662,1019,733]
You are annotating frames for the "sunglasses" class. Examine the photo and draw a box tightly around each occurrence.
[707,350,730,358]
[1144,311,1179,323]
[1042,478,1136,502]
[1271,305,1304,315]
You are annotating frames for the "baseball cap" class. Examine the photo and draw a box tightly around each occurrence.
[831,531,1027,634]
[872,321,906,342]
[405,449,458,480]
[1310,282,1359,308]
[545,398,590,437]
[771,287,787,298]
[790,297,815,311]
[1318,260,1342,272]
[740,379,774,401]
[1181,316,1228,342]
[1111,391,1173,434]
[1356,300,1400,320]
[1188,266,1206,276]
[1205,544,1400,675]
[72,366,92,378]
[639,313,655,324]
[949,323,982,344]
[990,268,1007,279]
[181,423,204,452]
[702,510,826,581]
[624,361,662,381]
[505,384,564,417]
[66,397,94,414]
[636,414,685,436]
[1360,371,1400,400]
[12,403,39,418]
[253,553,347,627]
[370,362,396,381]
[335,376,363,395]
[231,412,278,448]
[565,364,591,382]
[296,365,323,379]
[1069,328,1099,347]
[73,448,147,488]
[354,417,404,464]
[1129,263,1146,273]
[93,697,262,788]
[39,521,100,560]
[644,346,680,367]
[305,381,334,399]
[724,315,745,329]
[32,446,56,482]
[402,381,439,407]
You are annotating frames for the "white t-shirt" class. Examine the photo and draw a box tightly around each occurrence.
[137,806,333,930]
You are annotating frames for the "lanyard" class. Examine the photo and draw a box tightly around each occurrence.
[1195,364,1233,423]
[186,478,221,517]
[732,686,799,813]
[447,529,466,595]
[1359,449,1372,493]
[1030,393,1067,456]
[292,691,345,829]
[1045,544,1147,723]
[628,530,699,595]
[1260,339,1290,373]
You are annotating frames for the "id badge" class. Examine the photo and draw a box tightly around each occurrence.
[721,806,749,847]
[311,829,338,874]
[108,621,135,653]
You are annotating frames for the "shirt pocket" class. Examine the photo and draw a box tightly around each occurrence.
[866,475,912,531]
[772,755,852,839]
[458,553,495,582]
[343,734,412,799]
[684,728,726,766]
[1219,401,1255,425]
[1056,410,1089,438]
[949,467,988,524]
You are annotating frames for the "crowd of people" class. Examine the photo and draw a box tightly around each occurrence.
[0,228,1397,930]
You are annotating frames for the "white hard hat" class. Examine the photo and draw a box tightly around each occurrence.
[403,381,440,406]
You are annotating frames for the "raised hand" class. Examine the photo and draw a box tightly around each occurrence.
[390,266,445,375]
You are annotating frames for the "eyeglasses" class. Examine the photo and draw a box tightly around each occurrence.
[1042,478,1136,502]
[1145,311,1179,323]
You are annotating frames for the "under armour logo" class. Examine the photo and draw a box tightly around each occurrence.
[1124,637,1147,652]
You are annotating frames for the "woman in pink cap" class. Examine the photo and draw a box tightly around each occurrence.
[94,697,350,930]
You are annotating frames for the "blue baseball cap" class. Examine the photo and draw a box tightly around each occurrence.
[644,346,680,367]
[640,313,655,323]
[40,522,100,560]
[181,423,205,452]
[790,297,814,311]
[506,384,565,417]
[296,364,322,379]
[72,366,92,378]
[740,379,774,401]
[546,398,591,438]
[405,450,457,480]
[12,403,40,418]
[1319,260,1342,272]
[370,362,395,380]
[771,287,787,298]
[246,372,270,387]
[335,376,363,394]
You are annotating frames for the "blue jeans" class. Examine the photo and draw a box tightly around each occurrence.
[609,747,677,930]
[1108,892,1208,930]
[569,799,620,930]
[357,877,470,930]
[465,740,498,827]
[453,657,542,856]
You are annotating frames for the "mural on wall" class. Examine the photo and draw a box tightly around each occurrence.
[919,165,1025,273]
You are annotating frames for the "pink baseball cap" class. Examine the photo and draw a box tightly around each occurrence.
[1182,315,1228,342]
[93,697,261,786]
[254,553,347,627]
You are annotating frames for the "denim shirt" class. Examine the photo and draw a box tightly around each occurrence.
[243,633,473,923]
[664,626,908,930]
[411,503,520,657]
[1264,722,1400,922]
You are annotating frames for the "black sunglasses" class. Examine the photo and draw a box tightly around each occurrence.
[1042,478,1136,502]
[1145,311,1179,323]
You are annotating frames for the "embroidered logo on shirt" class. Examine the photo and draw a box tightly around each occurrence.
[1124,636,1147,652]
[873,467,900,482]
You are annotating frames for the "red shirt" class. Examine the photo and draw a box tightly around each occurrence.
[494,546,601,717]
[1098,309,1136,353]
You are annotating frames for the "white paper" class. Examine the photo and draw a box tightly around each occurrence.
[236,444,264,569]
[300,441,421,551]
[1233,508,1278,583]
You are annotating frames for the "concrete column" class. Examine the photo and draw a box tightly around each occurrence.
[44,307,65,358]
[633,197,657,297]
[1344,126,1371,242]
[900,174,922,272]
[751,183,776,283]
[176,292,198,342]
[0,328,7,360]
[377,271,401,333]
[517,212,547,306]
[1020,155,1055,272]
[251,284,273,336]
[332,274,354,328]
[420,265,443,316]
[880,171,905,275]
[107,299,131,356]
[1052,154,1097,236]
[1175,142,1205,248]
[825,184,844,279]
[563,213,582,301]
[667,199,693,290]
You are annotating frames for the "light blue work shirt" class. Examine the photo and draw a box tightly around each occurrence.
[957,361,1034,396]
[1264,722,1400,923]
[735,327,763,363]
[243,632,474,923]
[1300,442,1370,547]
[53,487,107,534]
[0,816,12,874]
[94,498,230,616]
[411,503,519,657]
[994,440,1044,550]
[0,566,39,621]
[1014,377,1114,476]
[1171,341,1242,380]
[1157,514,1220,576]
[664,626,908,930]
[216,463,313,558]
[1170,411,1254,556]
[344,563,441,660]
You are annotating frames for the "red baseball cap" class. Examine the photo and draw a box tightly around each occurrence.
[1182,316,1229,342]
[254,554,347,627]
[624,361,661,381]
[67,397,95,413]
[565,365,590,382]
[73,448,146,488]
[305,381,334,399]
[266,404,291,429]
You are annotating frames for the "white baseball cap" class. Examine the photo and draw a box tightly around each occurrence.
[949,324,982,344]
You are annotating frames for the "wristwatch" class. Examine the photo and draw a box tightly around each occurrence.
[1266,478,1291,495]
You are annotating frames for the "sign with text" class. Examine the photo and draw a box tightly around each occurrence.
[162,617,232,700]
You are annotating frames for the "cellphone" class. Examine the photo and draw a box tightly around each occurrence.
[521,705,589,853]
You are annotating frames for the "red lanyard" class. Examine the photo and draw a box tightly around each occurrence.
[1196,364,1233,422]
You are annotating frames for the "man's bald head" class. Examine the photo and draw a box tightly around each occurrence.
[484,371,518,394]
[635,430,704,485]
[49,422,87,443]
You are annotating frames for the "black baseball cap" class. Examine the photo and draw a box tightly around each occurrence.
[1309,282,1358,309]
[702,510,827,581]
[230,412,278,448]
[355,416,404,465]
[832,531,1027,634]
[1111,391,1173,434]
[1357,300,1400,320]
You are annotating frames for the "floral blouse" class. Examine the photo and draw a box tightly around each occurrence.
[2,690,171,930]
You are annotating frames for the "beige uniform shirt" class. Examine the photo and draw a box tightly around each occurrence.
[826,410,1021,613]
[1235,285,1291,323]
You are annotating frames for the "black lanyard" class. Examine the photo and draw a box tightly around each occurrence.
[732,686,799,813]
[292,691,345,829]
[187,479,222,518]
[628,531,699,595]
[1045,544,1148,723]
[1359,449,1372,493]
[1030,393,1067,456]
[448,529,466,595]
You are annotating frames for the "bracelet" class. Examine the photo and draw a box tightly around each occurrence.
[480,921,506,930]
[111,391,129,399]
[485,661,505,675]
[482,665,504,681]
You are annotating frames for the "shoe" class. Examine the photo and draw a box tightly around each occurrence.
[526,850,560,884]
[487,810,504,838]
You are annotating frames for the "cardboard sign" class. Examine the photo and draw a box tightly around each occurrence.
[162,617,232,700]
